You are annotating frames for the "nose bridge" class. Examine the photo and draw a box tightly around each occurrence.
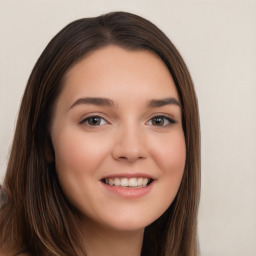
[112,120,147,161]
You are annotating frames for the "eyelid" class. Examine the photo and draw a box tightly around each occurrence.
[78,112,177,126]
[79,113,109,125]
[146,113,176,126]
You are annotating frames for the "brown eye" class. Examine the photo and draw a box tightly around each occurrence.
[148,116,175,127]
[81,116,107,126]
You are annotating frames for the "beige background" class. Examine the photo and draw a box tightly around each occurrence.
[0,0,255,255]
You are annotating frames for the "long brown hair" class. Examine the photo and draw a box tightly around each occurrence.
[0,11,200,256]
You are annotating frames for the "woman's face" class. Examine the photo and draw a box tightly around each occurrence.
[51,46,186,232]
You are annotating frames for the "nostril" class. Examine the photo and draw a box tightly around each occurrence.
[112,138,148,162]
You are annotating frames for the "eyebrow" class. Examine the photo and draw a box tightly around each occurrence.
[69,97,116,109]
[146,98,181,108]
[69,97,181,110]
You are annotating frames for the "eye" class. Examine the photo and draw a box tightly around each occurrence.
[147,115,175,127]
[80,116,107,126]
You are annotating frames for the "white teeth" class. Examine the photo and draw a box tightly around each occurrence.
[137,177,143,186]
[129,178,137,187]
[142,178,149,186]
[104,177,151,187]
[114,177,120,186]
[121,178,128,186]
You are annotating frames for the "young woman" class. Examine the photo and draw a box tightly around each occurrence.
[0,11,200,256]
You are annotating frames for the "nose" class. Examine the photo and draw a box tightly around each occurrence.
[112,124,148,162]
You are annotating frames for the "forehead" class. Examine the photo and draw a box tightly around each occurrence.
[60,45,179,106]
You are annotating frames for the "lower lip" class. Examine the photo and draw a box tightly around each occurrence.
[101,181,154,199]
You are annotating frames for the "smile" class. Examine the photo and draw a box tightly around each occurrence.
[103,177,153,188]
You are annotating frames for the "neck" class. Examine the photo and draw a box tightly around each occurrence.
[80,219,144,256]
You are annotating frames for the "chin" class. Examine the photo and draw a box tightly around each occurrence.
[98,209,163,232]
[104,220,149,233]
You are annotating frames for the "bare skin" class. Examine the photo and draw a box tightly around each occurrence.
[81,218,144,256]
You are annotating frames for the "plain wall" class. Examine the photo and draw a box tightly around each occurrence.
[0,0,255,255]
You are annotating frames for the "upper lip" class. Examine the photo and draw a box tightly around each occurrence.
[101,173,156,180]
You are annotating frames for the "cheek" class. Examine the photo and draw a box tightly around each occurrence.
[52,129,114,214]
[52,129,111,203]
[153,131,186,175]
[151,130,186,203]
[54,129,109,174]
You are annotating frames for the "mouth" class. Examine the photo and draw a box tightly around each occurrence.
[101,177,154,188]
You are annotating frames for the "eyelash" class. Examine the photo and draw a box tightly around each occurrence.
[79,114,176,127]
[147,115,176,127]
[79,115,108,126]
